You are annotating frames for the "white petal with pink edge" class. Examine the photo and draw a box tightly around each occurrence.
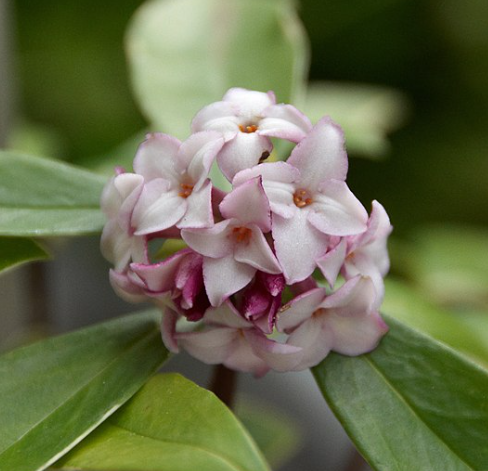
[276,287,326,332]
[309,179,368,236]
[203,255,256,307]
[259,104,312,142]
[272,210,329,284]
[181,220,234,258]
[233,225,281,274]
[217,132,273,182]
[287,117,348,190]
[220,176,271,231]
[133,133,181,182]
[177,180,214,229]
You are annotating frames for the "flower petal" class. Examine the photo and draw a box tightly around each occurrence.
[234,225,281,274]
[309,179,368,236]
[177,180,214,229]
[174,253,204,308]
[220,176,271,231]
[191,101,240,137]
[178,327,237,364]
[131,248,192,292]
[321,276,377,315]
[132,179,187,235]
[109,269,147,304]
[133,133,181,182]
[217,132,273,181]
[223,87,275,119]
[161,307,180,353]
[259,104,312,142]
[327,309,389,356]
[181,220,233,258]
[316,238,347,287]
[272,211,329,284]
[344,254,386,307]
[276,287,326,332]
[287,117,348,190]
[177,131,224,190]
[245,329,303,372]
[353,200,392,276]
[224,334,270,376]
[205,300,252,329]
[233,162,299,218]
[203,255,256,306]
[286,316,333,370]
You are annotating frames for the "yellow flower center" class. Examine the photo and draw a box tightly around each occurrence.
[239,124,258,133]
[293,189,313,208]
[179,183,194,198]
[231,226,252,244]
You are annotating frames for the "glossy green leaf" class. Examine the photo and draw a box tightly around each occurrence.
[126,0,308,139]
[0,310,168,471]
[56,374,270,471]
[0,237,49,273]
[383,278,488,365]
[0,151,107,236]
[304,81,408,157]
[313,314,488,471]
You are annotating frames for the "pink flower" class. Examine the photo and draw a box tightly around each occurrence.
[192,87,312,180]
[100,171,146,271]
[276,276,389,370]
[237,272,285,334]
[181,176,281,306]
[233,117,368,284]
[131,132,224,235]
[100,88,392,375]
[317,201,392,300]
[131,248,210,322]
[177,301,302,376]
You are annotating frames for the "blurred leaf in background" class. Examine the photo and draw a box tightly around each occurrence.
[304,81,408,158]
[0,237,48,273]
[14,0,146,161]
[391,225,488,310]
[126,0,308,139]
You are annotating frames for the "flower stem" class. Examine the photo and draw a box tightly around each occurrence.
[209,364,238,409]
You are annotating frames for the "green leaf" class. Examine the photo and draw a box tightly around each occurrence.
[126,0,308,139]
[237,399,302,470]
[56,374,270,471]
[0,151,107,236]
[0,310,169,471]
[0,237,49,273]
[383,278,488,365]
[313,314,488,471]
[304,81,408,158]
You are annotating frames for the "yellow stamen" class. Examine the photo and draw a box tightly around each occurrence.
[293,188,313,208]
[238,124,258,133]
[231,226,252,244]
[179,183,194,198]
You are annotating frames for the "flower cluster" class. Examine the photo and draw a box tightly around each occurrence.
[101,88,392,376]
